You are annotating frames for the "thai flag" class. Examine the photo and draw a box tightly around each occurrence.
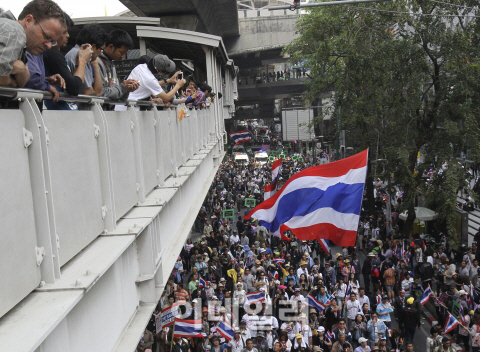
[264,183,275,201]
[444,312,459,334]
[199,276,206,287]
[319,239,330,254]
[467,284,475,310]
[273,258,285,265]
[307,294,326,312]
[230,130,252,144]
[326,293,336,305]
[272,158,283,188]
[246,291,265,303]
[174,319,204,338]
[217,321,235,341]
[421,285,433,306]
[326,330,334,341]
[245,150,368,246]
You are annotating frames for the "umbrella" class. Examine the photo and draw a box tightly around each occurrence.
[399,207,438,221]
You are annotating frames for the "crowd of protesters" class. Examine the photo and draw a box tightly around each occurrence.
[136,143,480,352]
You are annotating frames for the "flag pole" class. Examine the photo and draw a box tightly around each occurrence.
[170,320,175,352]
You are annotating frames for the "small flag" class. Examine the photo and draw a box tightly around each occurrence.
[273,258,285,265]
[246,291,265,303]
[229,130,252,144]
[199,276,206,287]
[444,312,459,334]
[307,294,326,312]
[271,158,282,189]
[421,285,433,306]
[326,330,334,341]
[319,239,330,254]
[326,293,336,305]
[174,319,204,338]
[217,321,235,341]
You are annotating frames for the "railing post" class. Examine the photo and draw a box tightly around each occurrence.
[90,99,116,232]
[127,102,146,202]
[167,108,178,176]
[18,92,58,283]
[152,106,165,186]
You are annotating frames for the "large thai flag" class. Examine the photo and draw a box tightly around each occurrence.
[246,150,368,246]
[174,319,204,338]
[444,312,459,334]
[217,321,235,341]
[271,159,282,188]
[421,285,433,306]
[307,294,326,312]
[230,130,252,144]
[246,291,265,303]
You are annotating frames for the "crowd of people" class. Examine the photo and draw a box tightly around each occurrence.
[0,0,220,110]
[135,146,480,352]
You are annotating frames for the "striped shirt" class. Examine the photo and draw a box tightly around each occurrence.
[0,15,26,76]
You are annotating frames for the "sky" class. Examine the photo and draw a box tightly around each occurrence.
[7,0,129,18]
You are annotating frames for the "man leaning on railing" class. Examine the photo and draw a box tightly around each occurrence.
[0,0,65,88]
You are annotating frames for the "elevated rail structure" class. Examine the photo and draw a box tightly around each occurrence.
[0,25,236,352]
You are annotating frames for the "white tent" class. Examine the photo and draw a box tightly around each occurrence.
[399,207,438,221]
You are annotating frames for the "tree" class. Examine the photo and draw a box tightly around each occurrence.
[285,0,480,241]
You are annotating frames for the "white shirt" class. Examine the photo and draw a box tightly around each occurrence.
[294,323,312,346]
[358,294,370,309]
[346,299,362,320]
[115,64,163,111]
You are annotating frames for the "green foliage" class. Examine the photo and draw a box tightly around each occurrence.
[285,0,480,238]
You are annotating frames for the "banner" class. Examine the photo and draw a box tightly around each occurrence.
[156,302,180,334]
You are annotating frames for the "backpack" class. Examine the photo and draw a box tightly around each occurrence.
[371,266,380,278]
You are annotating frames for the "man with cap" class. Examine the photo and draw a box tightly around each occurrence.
[292,333,309,352]
[254,331,269,352]
[297,261,309,279]
[331,332,353,352]
[354,337,370,352]
[434,337,455,352]
[402,297,420,343]
[116,54,186,111]
[376,295,393,328]
[291,287,305,304]
[323,261,336,289]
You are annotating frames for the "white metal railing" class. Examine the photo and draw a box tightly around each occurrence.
[0,87,220,319]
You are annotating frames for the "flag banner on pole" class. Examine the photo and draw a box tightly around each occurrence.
[326,293,336,305]
[272,158,282,188]
[245,150,368,246]
[421,285,433,306]
[199,276,206,287]
[307,294,326,312]
[157,302,181,333]
[264,183,275,201]
[246,291,265,303]
[319,239,330,254]
[273,258,285,265]
[173,319,204,338]
[444,312,460,334]
[217,321,235,341]
[229,130,252,143]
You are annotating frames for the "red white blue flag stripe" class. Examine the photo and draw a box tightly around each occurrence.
[264,183,275,201]
[246,291,265,303]
[174,319,204,338]
[271,158,282,188]
[217,321,235,341]
[319,239,330,254]
[246,150,368,246]
[273,258,285,265]
[199,276,206,287]
[229,130,252,144]
[421,285,433,306]
[444,312,459,334]
[307,294,326,312]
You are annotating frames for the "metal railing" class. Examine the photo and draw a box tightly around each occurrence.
[0,86,222,320]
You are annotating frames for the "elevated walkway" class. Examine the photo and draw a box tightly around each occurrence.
[0,23,236,351]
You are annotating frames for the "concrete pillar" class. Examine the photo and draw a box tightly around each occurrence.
[139,38,147,56]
